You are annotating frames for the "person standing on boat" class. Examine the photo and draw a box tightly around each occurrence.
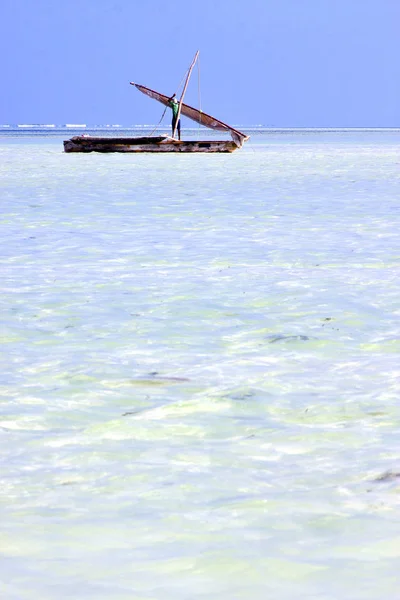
[168,94,181,140]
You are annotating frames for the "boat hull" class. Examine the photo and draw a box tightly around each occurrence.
[63,135,239,153]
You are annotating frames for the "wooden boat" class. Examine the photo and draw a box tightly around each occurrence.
[64,52,249,154]
[63,134,241,153]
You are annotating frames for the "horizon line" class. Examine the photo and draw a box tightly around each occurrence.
[1,125,400,131]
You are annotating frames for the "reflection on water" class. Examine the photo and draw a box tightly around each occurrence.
[0,131,399,599]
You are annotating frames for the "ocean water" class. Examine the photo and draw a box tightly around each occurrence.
[1,128,399,599]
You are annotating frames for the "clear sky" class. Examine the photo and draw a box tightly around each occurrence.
[1,0,399,127]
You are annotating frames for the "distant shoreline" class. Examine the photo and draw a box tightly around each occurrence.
[1,125,400,132]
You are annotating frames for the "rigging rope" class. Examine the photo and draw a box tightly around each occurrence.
[197,55,202,131]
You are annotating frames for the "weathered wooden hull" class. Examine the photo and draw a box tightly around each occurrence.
[63,135,240,153]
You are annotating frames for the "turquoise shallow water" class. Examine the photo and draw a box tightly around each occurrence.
[1,130,400,599]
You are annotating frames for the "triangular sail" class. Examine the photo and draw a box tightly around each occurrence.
[130,82,249,147]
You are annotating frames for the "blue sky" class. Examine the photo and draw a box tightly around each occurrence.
[1,0,399,126]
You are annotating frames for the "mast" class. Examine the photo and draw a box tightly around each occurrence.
[173,50,199,139]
